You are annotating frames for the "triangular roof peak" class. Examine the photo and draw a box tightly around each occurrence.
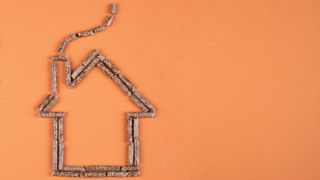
[37,50,155,119]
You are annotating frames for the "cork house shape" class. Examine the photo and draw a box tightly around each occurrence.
[36,4,156,177]
[37,50,156,177]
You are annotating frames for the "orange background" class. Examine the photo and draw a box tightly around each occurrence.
[0,0,320,179]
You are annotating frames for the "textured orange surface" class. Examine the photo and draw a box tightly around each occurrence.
[0,0,320,179]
